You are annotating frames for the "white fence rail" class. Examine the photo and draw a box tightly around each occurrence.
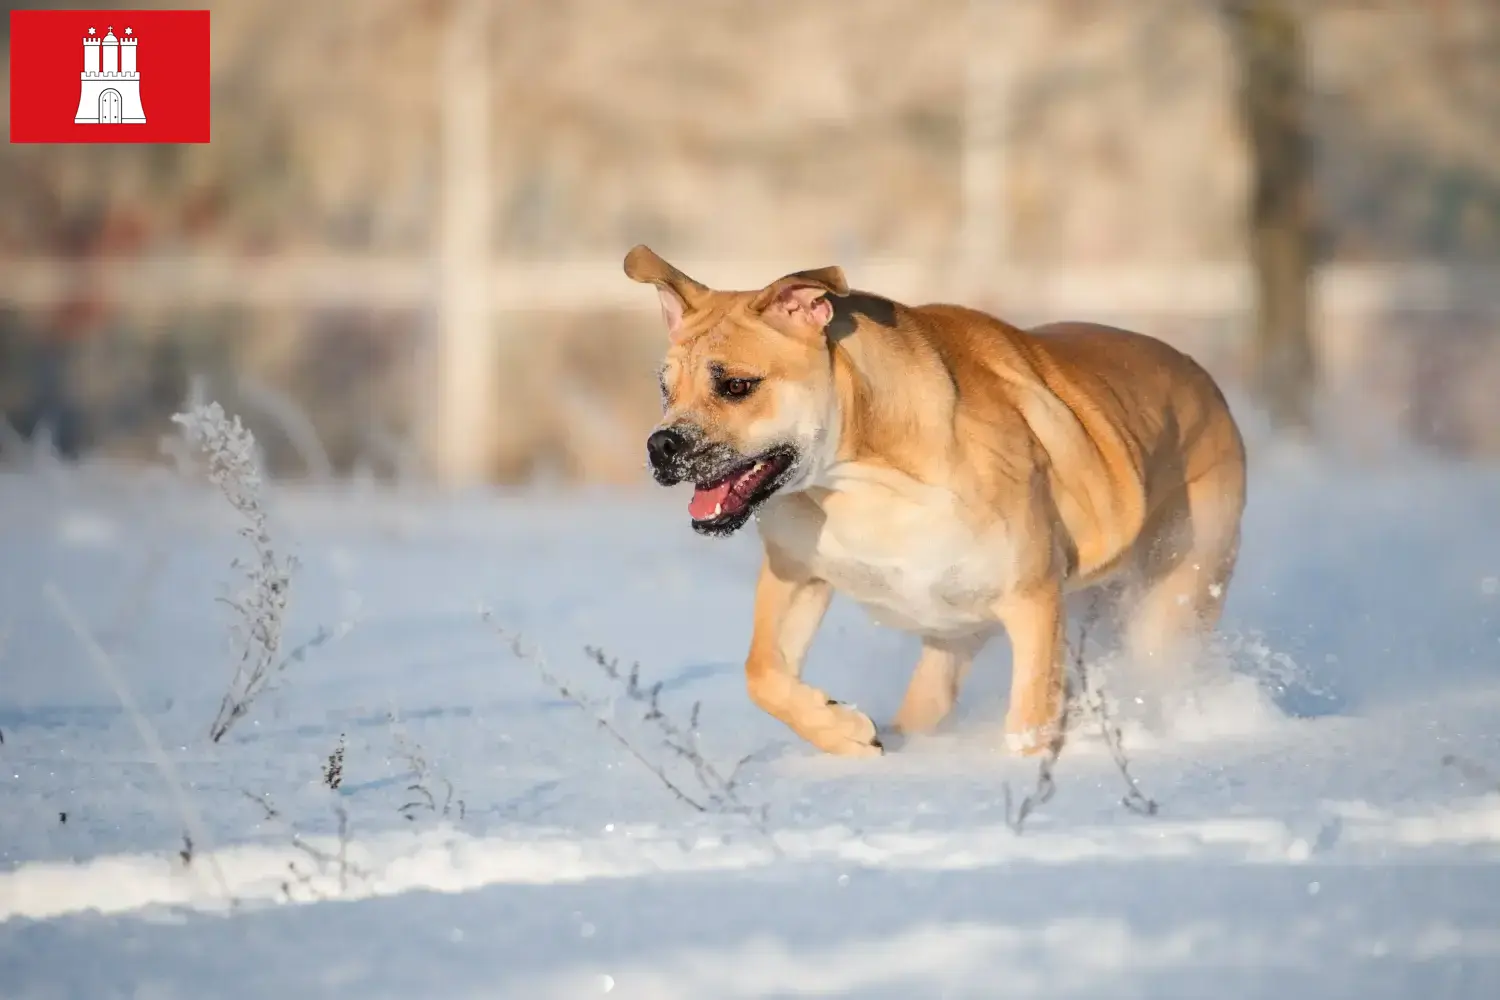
[3,253,1497,482]
[3,257,1497,315]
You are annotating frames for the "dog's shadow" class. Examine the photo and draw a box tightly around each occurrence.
[654,660,739,696]
[1269,683,1343,719]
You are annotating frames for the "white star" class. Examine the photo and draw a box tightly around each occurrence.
[88,27,96,36]
[125,27,132,36]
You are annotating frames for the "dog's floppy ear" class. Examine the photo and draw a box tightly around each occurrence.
[750,266,850,332]
[624,244,709,341]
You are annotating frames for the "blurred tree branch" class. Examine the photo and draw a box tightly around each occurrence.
[1221,0,1318,433]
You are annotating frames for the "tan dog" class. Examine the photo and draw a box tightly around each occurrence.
[626,245,1247,757]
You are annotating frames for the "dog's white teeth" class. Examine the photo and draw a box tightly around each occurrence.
[712,502,723,517]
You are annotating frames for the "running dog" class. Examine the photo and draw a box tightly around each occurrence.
[627,245,1246,757]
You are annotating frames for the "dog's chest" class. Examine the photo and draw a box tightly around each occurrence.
[758,471,1011,636]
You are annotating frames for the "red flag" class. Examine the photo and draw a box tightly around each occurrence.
[9,9,211,143]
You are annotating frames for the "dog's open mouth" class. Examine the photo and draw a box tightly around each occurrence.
[687,448,795,535]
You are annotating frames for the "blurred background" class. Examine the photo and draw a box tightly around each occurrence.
[1,0,1497,488]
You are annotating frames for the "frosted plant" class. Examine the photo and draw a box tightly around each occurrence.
[483,609,778,851]
[172,401,303,743]
[386,713,466,822]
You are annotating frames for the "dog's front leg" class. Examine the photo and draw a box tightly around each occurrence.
[744,556,884,757]
[995,584,1065,756]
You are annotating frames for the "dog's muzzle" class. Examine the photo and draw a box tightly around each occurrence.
[644,423,800,535]
[646,425,702,485]
[647,428,686,474]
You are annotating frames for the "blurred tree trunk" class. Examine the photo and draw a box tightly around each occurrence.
[1223,0,1317,433]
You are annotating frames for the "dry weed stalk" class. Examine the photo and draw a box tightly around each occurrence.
[1004,596,1158,834]
[386,716,467,822]
[172,400,347,742]
[45,582,234,901]
[242,790,366,900]
[483,610,778,851]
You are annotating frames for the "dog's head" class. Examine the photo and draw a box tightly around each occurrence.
[625,244,849,537]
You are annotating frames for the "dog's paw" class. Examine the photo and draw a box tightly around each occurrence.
[1003,718,1062,757]
[810,698,885,758]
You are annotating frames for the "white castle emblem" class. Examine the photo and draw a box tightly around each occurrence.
[74,25,146,124]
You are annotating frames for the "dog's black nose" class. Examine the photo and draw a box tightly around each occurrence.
[647,428,687,471]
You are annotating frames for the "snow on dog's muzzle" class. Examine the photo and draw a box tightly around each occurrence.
[646,426,691,483]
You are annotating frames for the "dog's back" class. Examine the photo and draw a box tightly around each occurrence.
[889,303,1246,585]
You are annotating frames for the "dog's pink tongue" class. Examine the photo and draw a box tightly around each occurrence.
[689,479,737,521]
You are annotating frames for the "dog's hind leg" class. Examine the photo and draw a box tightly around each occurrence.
[1121,463,1244,672]
[891,633,988,736]
[996,584,1068,755]
[744,556,885,757]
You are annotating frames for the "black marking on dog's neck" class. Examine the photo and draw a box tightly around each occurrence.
[825,291,897,344]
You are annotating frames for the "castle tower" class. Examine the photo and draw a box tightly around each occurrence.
[120,28,137,74]
[101,26,118,73]
[74,25,146,124]
[83,28,100,73]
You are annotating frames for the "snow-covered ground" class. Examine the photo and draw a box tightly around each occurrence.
[3,425,1500,999]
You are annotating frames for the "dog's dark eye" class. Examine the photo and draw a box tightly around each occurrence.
[718,377,758,400]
